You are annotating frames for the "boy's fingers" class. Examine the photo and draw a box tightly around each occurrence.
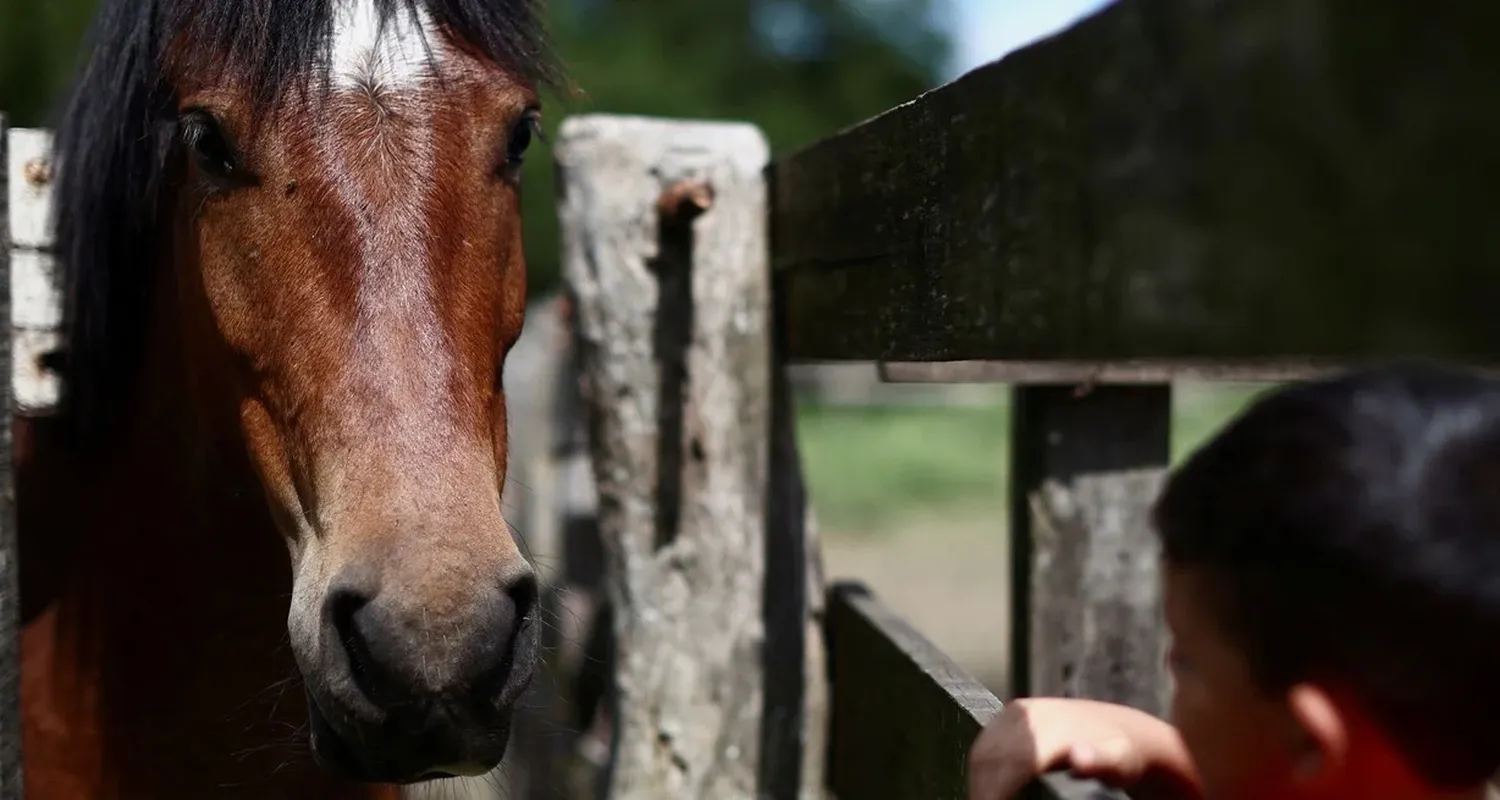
[1068,738,1141,785]
[1070,744,1103,771]
[966,761,1031,800]
[969,744,1059,800]
[967,717,1070,800]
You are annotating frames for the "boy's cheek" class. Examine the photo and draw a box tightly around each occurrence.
[1174,684,1302,800]
[1187,737,1302,800]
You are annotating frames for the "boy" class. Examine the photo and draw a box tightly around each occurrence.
[968,364,1500,800]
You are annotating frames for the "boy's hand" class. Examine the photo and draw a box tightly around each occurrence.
[966,698,1202,800]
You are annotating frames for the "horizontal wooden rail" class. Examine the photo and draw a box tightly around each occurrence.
[824,581,1124,800]
[771,0,1500,371]
[875,359,1483,386]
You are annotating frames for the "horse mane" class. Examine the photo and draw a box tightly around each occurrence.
[50,0,562,446]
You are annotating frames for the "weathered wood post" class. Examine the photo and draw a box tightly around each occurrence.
[0,114,27,800]
[1010,385,1173,717]
[500,293,593,800]
[556,114,826,799]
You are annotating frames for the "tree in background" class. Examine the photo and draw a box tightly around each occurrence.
[0,0,952,295]
[0,1,97,127]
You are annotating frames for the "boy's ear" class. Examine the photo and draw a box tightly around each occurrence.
[1284,683,1350,787]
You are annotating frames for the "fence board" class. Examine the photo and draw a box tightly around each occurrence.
[4,130,50,252]
[1010,386,1172,717]
[825,582,1122,800]
[771,0,1500,366]
[556,113,824,799]
[0,112,24,800]
[879,359,1341,385]
[763,302,827,799]
[5,128,59,416]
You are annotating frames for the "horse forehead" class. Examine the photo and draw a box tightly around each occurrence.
[329,0,440,93]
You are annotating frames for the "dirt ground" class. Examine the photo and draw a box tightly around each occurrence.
[820,511,1015,695]
[811,381,1267,701]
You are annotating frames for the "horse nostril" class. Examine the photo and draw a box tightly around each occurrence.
[506,573,538,633]
[489,572,540,703]
[327,585,380,703]
[320,568,540,715]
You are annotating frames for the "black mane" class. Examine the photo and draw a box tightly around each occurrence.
[51,0,561,445]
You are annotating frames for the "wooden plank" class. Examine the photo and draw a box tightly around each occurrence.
[546,319,614,799]
[772,0,1500,364]
[880,359,1343,385]
[1010,386,1172,717]
[881,359,1500,385]
[5,129,50,251]
[504,297,569,799]
[10,329,57,418]
[556,114,825,800]
[6,128,60,416]
[761,305,826,799]
[10,251,59,332]
[0,111,24,800]
[825,582,1123,800]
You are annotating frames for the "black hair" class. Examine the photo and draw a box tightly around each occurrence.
[1154,362,1500,787]
[51,0,561,445]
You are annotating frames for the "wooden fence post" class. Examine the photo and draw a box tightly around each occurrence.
[6,127,59,420]
[1010,385,1173,718]
[0,113,25,800]
[556,114,823,799]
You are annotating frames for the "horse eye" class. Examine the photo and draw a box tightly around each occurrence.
[180,111,241,180]
[506,111,541,167]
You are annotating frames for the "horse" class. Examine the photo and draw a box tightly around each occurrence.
[14,0,563,796]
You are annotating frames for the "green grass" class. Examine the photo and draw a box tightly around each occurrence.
[794,384,1273,536]
[795,402,1013,533]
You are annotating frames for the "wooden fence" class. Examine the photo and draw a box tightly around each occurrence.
[0,114,26,800]
[545,113,1121,800]
[543,0,1500,798]
[9,0,1500,798]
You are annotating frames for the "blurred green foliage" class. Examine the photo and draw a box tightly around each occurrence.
[0,0,953,296]
[0,1,97,126]
[795,385,1266,535]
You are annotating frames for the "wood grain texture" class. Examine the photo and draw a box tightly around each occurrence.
[763,306,827,800]
[1010,386,1171,718]
[772,0,1500,365]
[879,359,1385,385]
[5,128,59,416]
[505,295,577,800]
[825,582,1122,800]
[557,114,824,799]
[0,111,23,800]
[4,130,49,251]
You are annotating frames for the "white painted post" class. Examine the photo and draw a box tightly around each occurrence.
[6,127,61,416]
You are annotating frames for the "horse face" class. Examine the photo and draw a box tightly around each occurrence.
[168,2,538,783]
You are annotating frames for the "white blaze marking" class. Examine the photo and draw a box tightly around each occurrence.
[321,0,458,447]
[329,0,440,92]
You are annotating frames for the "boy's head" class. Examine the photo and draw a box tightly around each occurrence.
[1153,363,1500,799]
